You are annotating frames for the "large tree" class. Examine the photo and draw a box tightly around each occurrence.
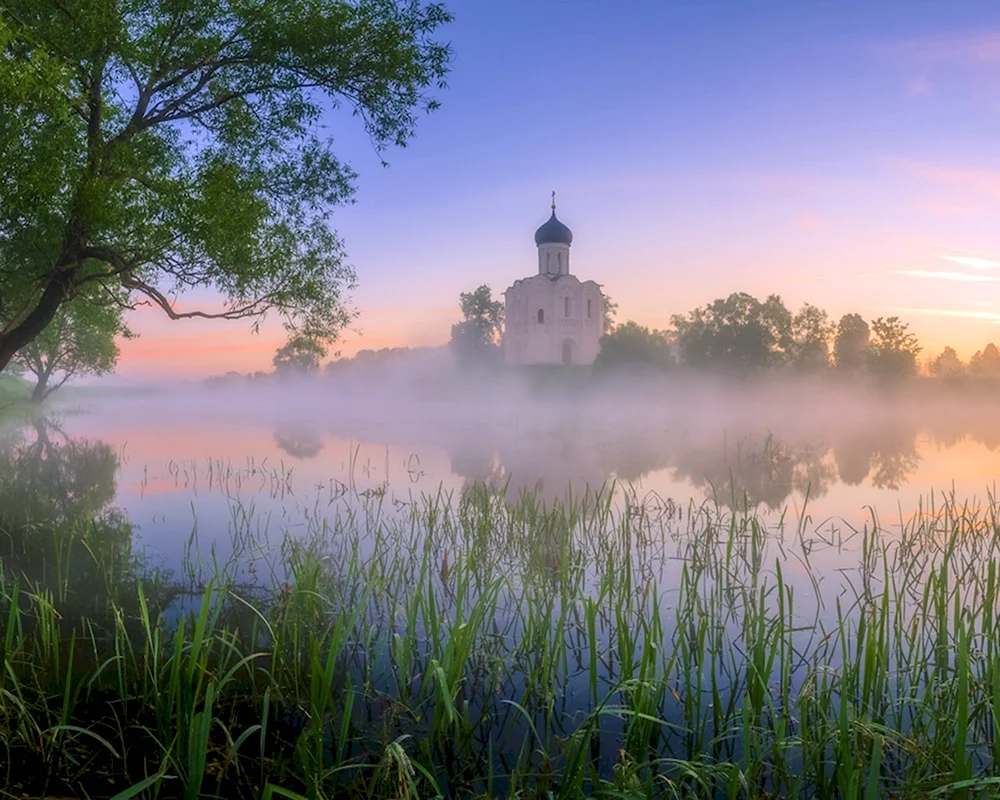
[969,343,1000,378]
[0,0,452,372]
[449,284,504,366]
[594,320,672,372]
[272,334,326,376]
[833,313,870,371]
[866,316,921,378]
[671,292,793,370]
[929,346,965,378]
[15,290,132,402]
[790,303,834,370]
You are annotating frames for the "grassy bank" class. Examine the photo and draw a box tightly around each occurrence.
[0,375,30,410]
[2,483,1000,798]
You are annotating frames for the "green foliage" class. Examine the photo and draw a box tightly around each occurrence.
[0,374,29,414]
[833,313,870,371]
[0,0,453,369]
[594,320,672,372]
[670,292,793,370]
[449,284,504,367]
[790,303,834,370]
[969,343,1000,378]
[14,288,132,402]
[272,335,326,376]
[929,346,965,378]
[866,316,921,378]
[602,294,619,334]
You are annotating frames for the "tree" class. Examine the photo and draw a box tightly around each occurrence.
[273,335,326,376]
[594,320,672,372]
[0,0,453,372]
[602,295,619,334]
[449,284,504,366]
[969,343,1000,378]
[929,346,965,378]
[790,303,834,370]
[671,292,792,370]
[833,313,870,371]
[14,292,132,403]
[866,316,921,378]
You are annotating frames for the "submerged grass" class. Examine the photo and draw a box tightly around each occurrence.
[2,478,1000,798]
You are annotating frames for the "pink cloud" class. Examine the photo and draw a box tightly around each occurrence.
[888,269,1000,282]
[889,31,1000,65]
[895,159,1000,200]
[907,75,932,97]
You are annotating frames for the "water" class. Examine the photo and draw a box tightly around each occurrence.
[4,384,1000,794]
[2,384,998,594]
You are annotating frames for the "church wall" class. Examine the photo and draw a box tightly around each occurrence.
[503,276,603,366]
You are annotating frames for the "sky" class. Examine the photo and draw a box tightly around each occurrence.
[118,0,1000,378]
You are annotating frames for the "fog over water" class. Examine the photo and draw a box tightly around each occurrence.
[15,364,1000,534]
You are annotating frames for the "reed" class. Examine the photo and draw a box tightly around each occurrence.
[3,476,1000,797]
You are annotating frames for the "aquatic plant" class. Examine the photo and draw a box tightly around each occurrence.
[2,480,1000,798]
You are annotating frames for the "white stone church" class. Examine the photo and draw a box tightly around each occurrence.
[503,197,604,366]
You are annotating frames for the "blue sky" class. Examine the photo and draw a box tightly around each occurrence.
[122,0,1000,375]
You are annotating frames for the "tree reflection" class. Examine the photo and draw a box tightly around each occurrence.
[273,422,324,460]
[0,418,137,616]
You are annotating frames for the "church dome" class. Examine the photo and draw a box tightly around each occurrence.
[534,209,573,247]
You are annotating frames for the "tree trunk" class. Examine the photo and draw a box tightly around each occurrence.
[0,265,78,373]
[30,373,49,404]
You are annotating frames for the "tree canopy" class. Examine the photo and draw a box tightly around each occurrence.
[866,316,921,378]
[929,346,965,378]
[969,343,1000,378]
[0,0,453,371]
[594,320,672,372]
[449,284,504,366]
[833,313,870,371]
[272,334,326,376]
[15,288,132,402]
[670,292,793,370]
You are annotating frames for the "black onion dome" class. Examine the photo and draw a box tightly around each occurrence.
[534,210,573,246]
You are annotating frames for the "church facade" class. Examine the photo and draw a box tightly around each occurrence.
[502,198,604,366]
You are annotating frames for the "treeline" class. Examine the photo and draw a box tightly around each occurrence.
[926,344,1000,379]
[595,291,978,380]
[202,345,442,388]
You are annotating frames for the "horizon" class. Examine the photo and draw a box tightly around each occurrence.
[113,0,1000,378]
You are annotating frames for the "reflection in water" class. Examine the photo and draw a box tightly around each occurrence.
[273,421,325,460]
[0,418,136,616]
[437,412,1000,510]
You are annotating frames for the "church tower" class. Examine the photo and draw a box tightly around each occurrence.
[535,192,573,276]
[502,195,605,366]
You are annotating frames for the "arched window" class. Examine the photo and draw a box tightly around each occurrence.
[558,252,563,272]
[564,297,570,317]
[546,252,551,272]
[537,308,544,324]
[587,298,592,318]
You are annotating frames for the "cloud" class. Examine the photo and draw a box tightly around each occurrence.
[892,307,1000,322]
[907,75,932,97]
[889,269,1000,282]
[897,160,1000,199]
[888,31,1000,66]
[941,255,1000,270]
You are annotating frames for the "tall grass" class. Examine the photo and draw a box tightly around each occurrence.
[2,479,1000,797]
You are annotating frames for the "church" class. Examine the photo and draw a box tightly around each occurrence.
[502,196,604,366]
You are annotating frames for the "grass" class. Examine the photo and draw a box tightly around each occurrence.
[0,374,30,411]
[3,473,1000,798]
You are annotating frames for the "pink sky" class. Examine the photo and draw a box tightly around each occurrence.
[115,7,1000,378]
